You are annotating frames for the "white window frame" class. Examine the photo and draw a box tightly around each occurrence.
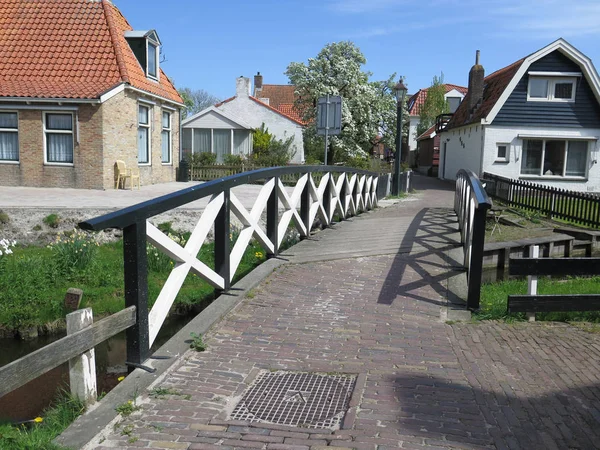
[527,76,577,102]
[138,104,152,166]
[146,39,160,81]
[495,143,510,163]
[0,110,19,164]
[520,138,589,179]
[161,110,172,165]
[43,112,74,166]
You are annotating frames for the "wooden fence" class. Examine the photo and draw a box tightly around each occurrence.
[483,172,600,228]
[507,246,600,315]
[0,304,136,402]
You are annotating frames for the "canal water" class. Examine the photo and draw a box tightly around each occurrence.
[0,313,191,423]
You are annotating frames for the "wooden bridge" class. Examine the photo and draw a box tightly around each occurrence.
[3,167,600,449]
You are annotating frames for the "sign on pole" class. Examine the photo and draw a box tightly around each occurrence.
[316,95,342,136]
[317,95,342,165]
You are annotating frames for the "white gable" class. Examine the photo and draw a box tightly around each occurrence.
[182,106,252,129]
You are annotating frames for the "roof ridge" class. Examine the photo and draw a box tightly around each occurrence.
[249,96,305,126]
[102,0,129,83]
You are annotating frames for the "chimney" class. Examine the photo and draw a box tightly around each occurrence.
[468,50,484,114]
[254,72,263,96]
[236,76,251,98]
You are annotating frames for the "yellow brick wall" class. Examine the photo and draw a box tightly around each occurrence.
[101,90,180,190]
[0,106,104,189]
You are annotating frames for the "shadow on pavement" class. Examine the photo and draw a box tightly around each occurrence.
[378,207,462,306]
[391,373,600,449]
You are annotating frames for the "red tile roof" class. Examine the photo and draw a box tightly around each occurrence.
[255,84,306,124]
[250,97,306,126]
[445,58,525,130]
[416,123,437,141]
[407,84,468,116]
[0,0,182,103]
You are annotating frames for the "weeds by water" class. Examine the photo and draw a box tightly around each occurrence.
[0,391,84,450]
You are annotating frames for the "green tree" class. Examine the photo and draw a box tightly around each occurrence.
[416,74,449,137]
[178,87,221,119]
[286,41,406,164]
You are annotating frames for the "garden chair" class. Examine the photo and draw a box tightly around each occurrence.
[114,160,140,190]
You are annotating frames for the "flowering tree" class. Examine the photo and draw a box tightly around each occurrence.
[286,41,408,163]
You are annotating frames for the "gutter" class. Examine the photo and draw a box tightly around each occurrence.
[0,97,100,104]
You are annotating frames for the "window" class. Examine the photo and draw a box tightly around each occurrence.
[447,97,462,114]
[147,42,158,79]
[44,113,73,164]
[521,139,588,177]
[138,105,150,164]
[193,129,211,153]
[0,112,18,162]
[161,111,171,164]
[496,143,509,162]
[213,129,231,163]
[527,77,576,102]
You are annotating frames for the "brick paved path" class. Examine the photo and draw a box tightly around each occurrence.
[92,176,600,449]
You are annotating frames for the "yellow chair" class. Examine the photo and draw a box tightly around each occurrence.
[114,160,140,190]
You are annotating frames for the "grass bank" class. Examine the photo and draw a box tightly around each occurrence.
[0,391,84,450]
[476,276,600,322]
[0,224,282,333]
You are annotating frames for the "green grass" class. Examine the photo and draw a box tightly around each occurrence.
[476,276,600,322]
[0,391,84,450]
[0,230,270,330]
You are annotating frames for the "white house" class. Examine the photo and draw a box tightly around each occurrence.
[407,84,468,155]
[182,77,305,164]
[439,39,600,193]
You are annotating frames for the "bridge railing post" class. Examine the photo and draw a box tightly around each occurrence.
[66,307,97,406]
[267,176,279,257]
[123,221,149,367]
[215,188,231,291]
[323,173,332,227]
[300,175,311,237]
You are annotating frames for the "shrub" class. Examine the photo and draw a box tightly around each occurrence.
[186,152,217,166]
[223,154,244,166]
[0,211,9,225]
[43,214,61,229]
[344,156,370,170]
[47,229,99,274]
[251,123,295,167]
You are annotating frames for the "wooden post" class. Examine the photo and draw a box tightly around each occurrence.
[66,307,97,405]
[266,176,279,258]
[215,189,231,291]
[527,245,538,322]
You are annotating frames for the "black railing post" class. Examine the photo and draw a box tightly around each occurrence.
[300,175,311,238]
[267,176,279,258]
[467,197,489,310]
[123,221,149,367]
[340,174,348,220]
[323,173,332,228]
[215,189,231,291]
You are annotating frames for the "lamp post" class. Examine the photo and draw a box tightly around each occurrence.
[392,78,408,195]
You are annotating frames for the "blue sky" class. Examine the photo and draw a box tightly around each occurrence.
[116,0,600,100]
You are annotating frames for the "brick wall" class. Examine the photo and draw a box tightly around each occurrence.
[0,105,104,189]
[101,90,180,190]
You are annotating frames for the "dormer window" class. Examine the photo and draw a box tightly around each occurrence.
[527,72,581,102]
[125,30,161,81]
[147,41,158,79]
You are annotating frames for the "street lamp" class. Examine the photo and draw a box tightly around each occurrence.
[392,78,408,195]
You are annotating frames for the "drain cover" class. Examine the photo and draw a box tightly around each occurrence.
[230,371,356,429]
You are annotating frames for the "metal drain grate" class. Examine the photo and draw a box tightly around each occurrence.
[230,371,356,429]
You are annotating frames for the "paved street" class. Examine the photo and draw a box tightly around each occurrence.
[66,175,600,449]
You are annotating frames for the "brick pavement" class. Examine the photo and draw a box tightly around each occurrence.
[90,176,600,449]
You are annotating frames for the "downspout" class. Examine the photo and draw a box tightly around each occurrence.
[479,126,486,177]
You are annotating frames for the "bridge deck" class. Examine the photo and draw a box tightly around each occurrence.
[67,175,600,449]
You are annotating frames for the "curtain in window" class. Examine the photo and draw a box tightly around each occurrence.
[521,140,542,175]
[47,134,73,163]
[162,112,170,128]
[47,114,72,130]
[161,130,170,163]
[138,127,149,163]
[213,129,231,163]
[0,112,17,128]
[182,129,192,153]
[0,132,18,160]
[566,141,587,176]
[138,106,149,124]
[193,129,211,153]
[233,130,249,155]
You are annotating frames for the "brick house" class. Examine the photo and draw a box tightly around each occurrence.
[0,0,184,189]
